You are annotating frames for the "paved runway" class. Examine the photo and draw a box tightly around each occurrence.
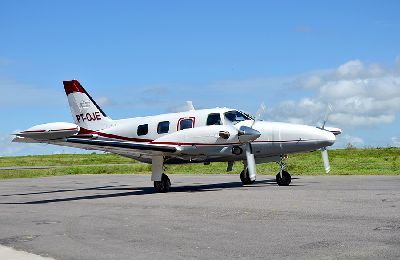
[0,174,399,260]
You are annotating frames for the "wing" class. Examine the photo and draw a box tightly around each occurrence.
[13,135,178,161]
[66,137,176,153]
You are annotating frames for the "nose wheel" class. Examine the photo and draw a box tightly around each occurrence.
[154,173,171,193]
[276,170,291,186]
[276,157,291,186]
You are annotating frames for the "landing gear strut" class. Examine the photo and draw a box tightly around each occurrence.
[154,173,171,193]
[152,155,171,193]
[276,157,291,186]
[240,168,255,185]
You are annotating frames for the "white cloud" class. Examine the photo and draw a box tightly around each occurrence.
[336,60,387,79]
[334,134,365,148]
[392,137,400,147]
[302,75,322,89]
[267,58,400,128]
[319,79,364,99]
[95,96,111,106]
[336,60,365,78]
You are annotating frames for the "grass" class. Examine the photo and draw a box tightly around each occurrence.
[0,148,399,180]
[0,153,133,167]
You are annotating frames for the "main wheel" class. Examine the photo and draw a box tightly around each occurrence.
[276,170,291,186]
[154,174,171,193]
[240,169,255,185]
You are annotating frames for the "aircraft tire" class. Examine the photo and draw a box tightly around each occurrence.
[240,169,255,185]
[276,171,291,186]
[154,173,171,193]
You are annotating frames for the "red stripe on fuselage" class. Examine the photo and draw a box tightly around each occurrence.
[78,128,316,146]
[63,80,85,95]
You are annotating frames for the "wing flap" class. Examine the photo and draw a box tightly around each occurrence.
[66,138,177,153]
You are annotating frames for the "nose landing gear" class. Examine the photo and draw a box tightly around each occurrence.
[276,157,291,186]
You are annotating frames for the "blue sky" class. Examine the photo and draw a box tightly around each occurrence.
[1,0,399,155]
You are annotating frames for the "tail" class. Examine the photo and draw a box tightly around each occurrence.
[63,80,114,131]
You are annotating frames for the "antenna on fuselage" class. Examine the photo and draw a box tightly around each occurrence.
[185,101,195,111]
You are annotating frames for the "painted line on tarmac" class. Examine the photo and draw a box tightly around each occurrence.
[0,245,55,260]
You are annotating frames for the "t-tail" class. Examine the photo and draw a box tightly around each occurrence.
[63,80,114,131]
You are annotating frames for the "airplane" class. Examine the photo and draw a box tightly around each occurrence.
[13,80,342,193]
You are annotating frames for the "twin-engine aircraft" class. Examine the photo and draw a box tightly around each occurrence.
[13,80,341,192]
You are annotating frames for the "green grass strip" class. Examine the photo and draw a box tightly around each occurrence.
[0,148,398,180]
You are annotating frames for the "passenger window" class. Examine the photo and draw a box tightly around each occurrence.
[179,118,194,130]
[137,124,148,136]
[157,121,170,134]
[207,113,222,125]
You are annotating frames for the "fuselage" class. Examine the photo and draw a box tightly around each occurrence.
[80,107,335,164]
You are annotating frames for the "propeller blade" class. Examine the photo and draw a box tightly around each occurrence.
[321,148,331,173]
[255,102,266,121]
[321,104,333,129]
[245,143,257,181]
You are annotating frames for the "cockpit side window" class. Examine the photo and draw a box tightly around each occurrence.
[224,110,252,125]
[206,113,222,125]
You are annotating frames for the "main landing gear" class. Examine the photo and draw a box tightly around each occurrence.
[240,168,255,185]
[152,155,171,193]
[154,173,171,193]
[276,158,291,186]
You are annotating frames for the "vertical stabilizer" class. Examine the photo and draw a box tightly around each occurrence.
[63,80,113,131]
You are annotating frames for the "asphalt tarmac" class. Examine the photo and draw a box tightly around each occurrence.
[0,174,399,260]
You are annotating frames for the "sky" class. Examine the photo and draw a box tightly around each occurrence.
[0,0,400,156]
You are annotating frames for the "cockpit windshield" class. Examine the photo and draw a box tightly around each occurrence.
[224,110,253,124]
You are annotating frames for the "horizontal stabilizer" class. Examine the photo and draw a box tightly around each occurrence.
[14,122,79,140]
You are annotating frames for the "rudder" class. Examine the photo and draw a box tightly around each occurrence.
[63,80,113,131]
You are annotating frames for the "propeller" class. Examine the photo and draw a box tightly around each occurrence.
[245,102,267,180]
[255,102,267,121]
[222,125,260,177]
[238,123,261,182]
[319,104,333,174]
[245,143,257,180]
[321,147,331,173]
[321,104,333,129]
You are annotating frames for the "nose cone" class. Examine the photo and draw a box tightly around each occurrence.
[238,126,261,143]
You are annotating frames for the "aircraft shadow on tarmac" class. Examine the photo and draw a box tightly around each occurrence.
[0,177,301,205]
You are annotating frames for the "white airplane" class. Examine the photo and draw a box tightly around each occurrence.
[13,80,341,192]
